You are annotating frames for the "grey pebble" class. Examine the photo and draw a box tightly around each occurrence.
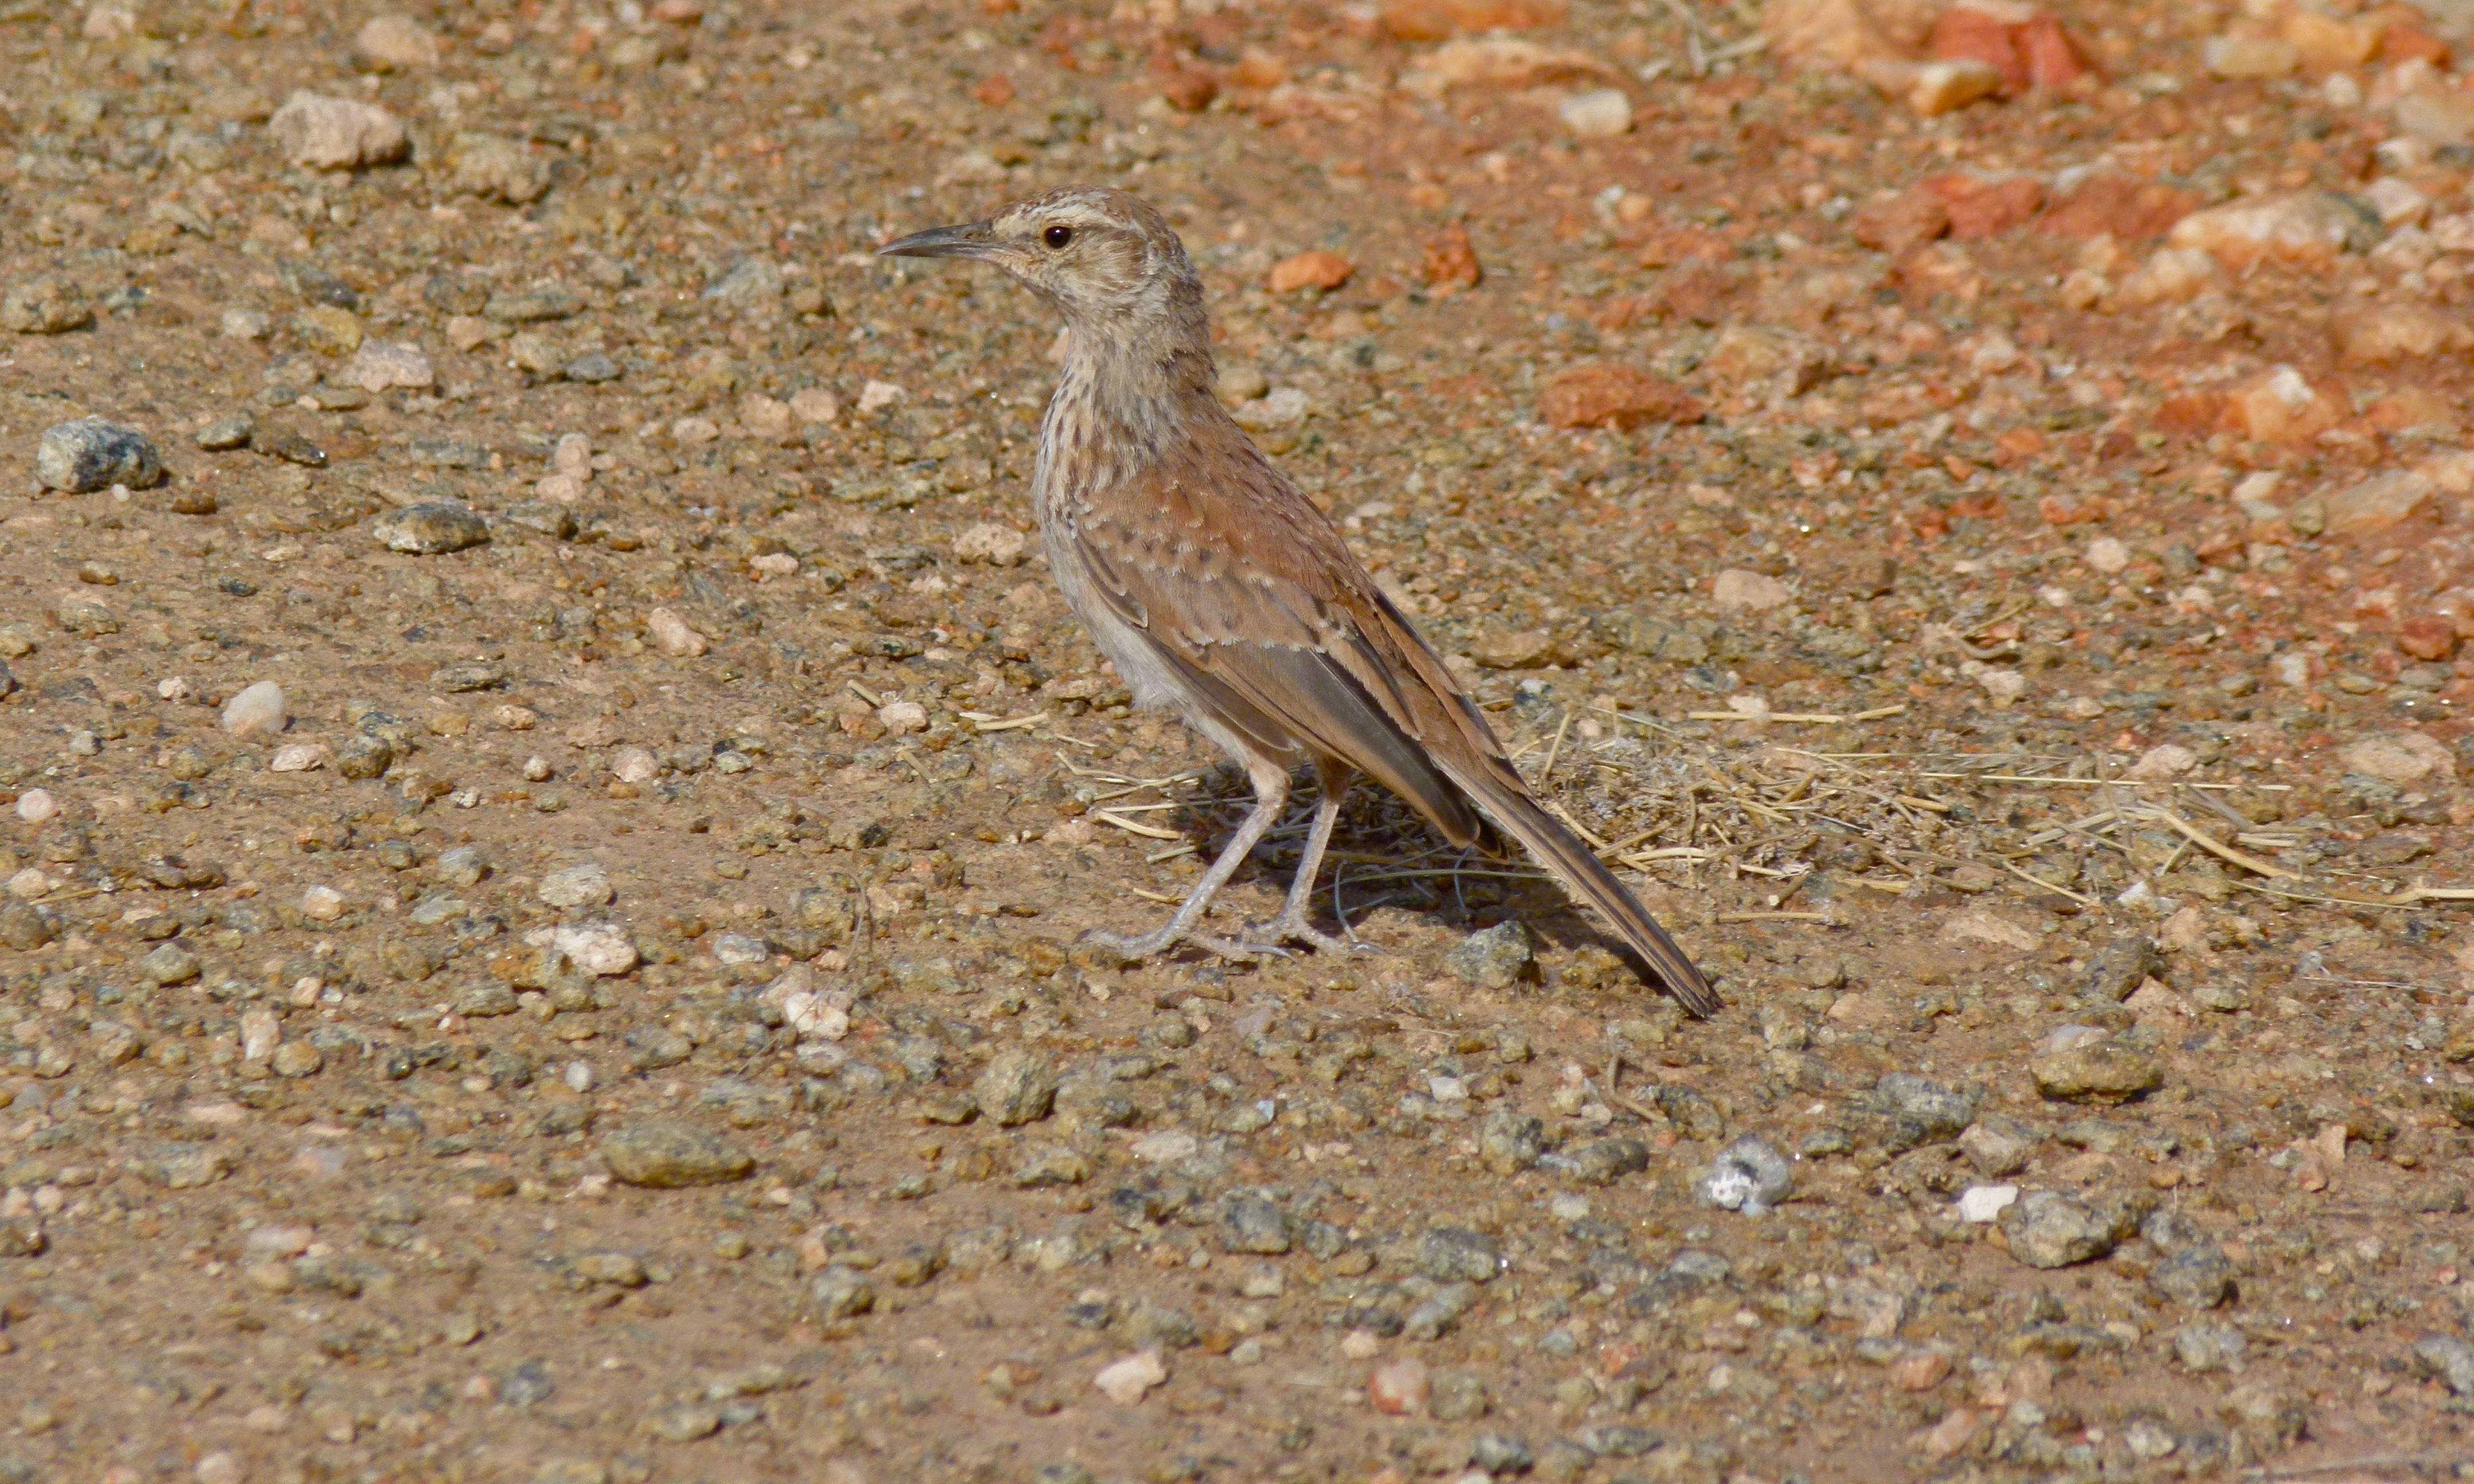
[2173,1323,2245,1372]
[1419,1226,1500,1284]
[564,350,623,384]
[1562,1135,1650,1186]
[2082,935,2159,1002]
[1478,1108,1545,1175]
[3,275,92,334]
[195,411,256,451]
[37,417,162,492]
[373,501,490,555]
[600,1122,754,1188]
[972,1049,1057,1127]
[2001,1189,2149,1269]
[1221,1193,1291,1254]
[1697,1134,1793,1215]
[502,500,578,539]
[1444,920,1530,989]
[2412,1335,2474,1396]
[1959,1116,2038,1177]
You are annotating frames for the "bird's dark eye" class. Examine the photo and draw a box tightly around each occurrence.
[1042,224,1073,250]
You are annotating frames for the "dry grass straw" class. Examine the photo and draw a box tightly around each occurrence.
[1047,698,2469,925]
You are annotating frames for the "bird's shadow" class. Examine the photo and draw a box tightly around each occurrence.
[1152,763,1673,984]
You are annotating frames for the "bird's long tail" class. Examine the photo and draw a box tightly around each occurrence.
[1445,768,1720,1017]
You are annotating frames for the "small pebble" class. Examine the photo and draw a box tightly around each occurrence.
[268,89,408,169]
[195,412,255,450]
[538,862,612,907]
[220,681,287,739]
[1092,1350,1167,1406]
[373,502,491,555]
[647,607,710,658]
[15,789,59,824]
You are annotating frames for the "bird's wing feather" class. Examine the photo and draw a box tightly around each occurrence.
[1069,427,1491,843]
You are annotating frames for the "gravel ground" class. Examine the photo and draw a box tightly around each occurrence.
[5,0,2474,1481]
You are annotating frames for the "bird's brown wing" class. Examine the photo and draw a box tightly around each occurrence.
[1067,419,1719,1015]
[1069,424,1490,842]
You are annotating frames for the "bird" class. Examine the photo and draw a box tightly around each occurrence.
[880,187,1719,1016]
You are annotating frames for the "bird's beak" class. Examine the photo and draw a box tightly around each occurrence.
[877,221,998,261]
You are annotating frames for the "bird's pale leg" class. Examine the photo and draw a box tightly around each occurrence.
[1080,765,1290,964]
[1246,764,1365,955]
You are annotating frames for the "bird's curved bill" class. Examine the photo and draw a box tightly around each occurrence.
[877,223,995,260]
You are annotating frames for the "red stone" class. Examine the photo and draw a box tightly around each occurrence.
[1378,0,1566,41]
[2039,176,2200,242]
[2398,616,2459,661]
[1921,173,2044,239]
[1267,250,1352,294]
[1931,6,2027,93]
[1421,224,1482,295]
[1851,190,1951,255]
[1539,364,1703,431]
[973,73,1015,108]
[1156,66,1218,113]
[2018,14,2094,88]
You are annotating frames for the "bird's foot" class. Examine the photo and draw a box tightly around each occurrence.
[1073,924,1287,968]
[1236,909,1378,958]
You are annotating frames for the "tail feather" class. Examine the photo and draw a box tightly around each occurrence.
[1448,771,1720,1017]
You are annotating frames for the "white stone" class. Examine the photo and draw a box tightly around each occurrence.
[1957,1184,2019,1223]
[267,90,409,170]
[1128,1130,1199,1164]
[857,380,904,414]
[548,922,638,976]
[2124,744,2197,781]
[2270,652,2313,687]
[954,522,1029,566]
[553,433,593,479]
[269,743,330,773]
[342,341,435,393]
[15,788,60,824]
[1093,1350,1168,1406]
[1559,88,1633,138]
[878,701,929,735]
[7,868,52,900]
[2339,730,2454,783]
[536,472,588,504]
[220,680,288,739]
[783,989,850,1041]
[301,885,346,921]
[2365,176,2430,228]
[1428,1074,1468,1102]
[539,862,613,908]
[647,607,710,658]
[220,308,271,341]
[1231,386,1310,430]
[2038,1023,2107,1055]
[789,387,840,424]
[2082,536,2131,574]
[1712,568,1793,612]
[241,1009,281,1062]
[611,746,660,785]
[353,14,440,70]
[1977,668,2026,702]
[157,675,191,701]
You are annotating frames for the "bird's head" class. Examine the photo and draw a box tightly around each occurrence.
[878,186,1202,339]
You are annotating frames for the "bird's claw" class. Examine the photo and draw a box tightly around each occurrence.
[1074,926,1286,967]
[1235,912,1380,958]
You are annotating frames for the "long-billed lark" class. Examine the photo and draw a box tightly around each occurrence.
[881,187,1718,1015]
